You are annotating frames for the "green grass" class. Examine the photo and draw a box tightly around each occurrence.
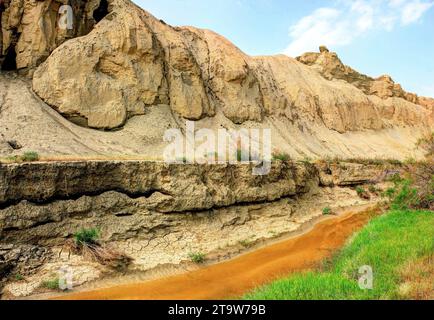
[272,152,291,162]
[15,274,24,281]
[245,210,434,300]
[21,151,40,162]
[322,207,332,215]
[73,228,100,246]
[188,252,206,264]
[41,278,60,290]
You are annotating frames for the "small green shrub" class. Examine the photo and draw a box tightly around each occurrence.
[300,157,312,165]
[74,228,100,246]
[239,239,253,248]
[41,278,60,290]
[383,176,421,210]
[391,179,419,210]
[356,187,365,195]
[322,207,332,215]
[383,187,397,200]
[368,185,378,193]
[5,155,20,163]
[15,274,24,281]
[188,252,206,264]
[272,152,291,162]
[21,151,39,162]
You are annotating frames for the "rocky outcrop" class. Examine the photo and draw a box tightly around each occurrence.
[0,1,432,158]
[0,160,389,245]
[317,162,387,187]
[297,46,434,109]
[26,0,431,131]
[0,243,51,292]
[0,161,315,209]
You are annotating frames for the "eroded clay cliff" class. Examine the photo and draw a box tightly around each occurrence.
[0,0,432,160]
[297,46,434,109]
[3,0,426,132]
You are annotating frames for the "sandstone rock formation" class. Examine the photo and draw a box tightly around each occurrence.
[297,47,434,109]
[25,0,432,131]
[0,0,432,159]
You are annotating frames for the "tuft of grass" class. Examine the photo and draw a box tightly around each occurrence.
[368,185,379,194]
[398,255,433,300]
[239,239,254,248]
[272,151,291,162]
[355,186,371,200]
[41,278,60,290]
[5,155,19,163]
[21,151,39,162]
[188,252,206,264]
[73,228,100,246]
[322,207,332,215]
[245,210,434,300]
[15,274,24,281]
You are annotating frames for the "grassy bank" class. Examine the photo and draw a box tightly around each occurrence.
[245,210,433,300]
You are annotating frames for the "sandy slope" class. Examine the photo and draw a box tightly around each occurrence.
[0,73,429,160]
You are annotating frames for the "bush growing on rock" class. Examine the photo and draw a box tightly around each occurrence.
[356,186,370,200]
[21,151,39,162]
[272,151,291,162]
[41,278,60,290]
[383,168,433,210]
[322,207,332,215]
[74,228,100,246]
[189,252,206,264]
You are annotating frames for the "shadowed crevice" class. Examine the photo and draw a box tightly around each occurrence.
[93,0,109,23]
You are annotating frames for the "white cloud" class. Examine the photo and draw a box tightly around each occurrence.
[401,0,434,25]
[284,0,434,57]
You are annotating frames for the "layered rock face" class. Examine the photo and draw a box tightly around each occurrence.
[0,161,315,211]
[0,160,388,245]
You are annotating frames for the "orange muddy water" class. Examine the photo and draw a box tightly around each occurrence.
[56,208,375,300]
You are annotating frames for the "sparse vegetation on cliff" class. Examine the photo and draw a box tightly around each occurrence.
[21,151,40,162]
[40,278,60,291]
[74,228,100,246]
[272,151,291,162]
[69,228,131,270]
[322,207,332,215]
[189,252,206,264]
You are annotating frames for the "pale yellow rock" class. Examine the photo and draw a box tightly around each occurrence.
[0,0,432,157]
[29,0,432,131]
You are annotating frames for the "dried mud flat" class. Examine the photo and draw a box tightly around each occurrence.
[51,205,377,300]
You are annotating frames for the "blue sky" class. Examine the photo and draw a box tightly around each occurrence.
[134,0,434,97]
